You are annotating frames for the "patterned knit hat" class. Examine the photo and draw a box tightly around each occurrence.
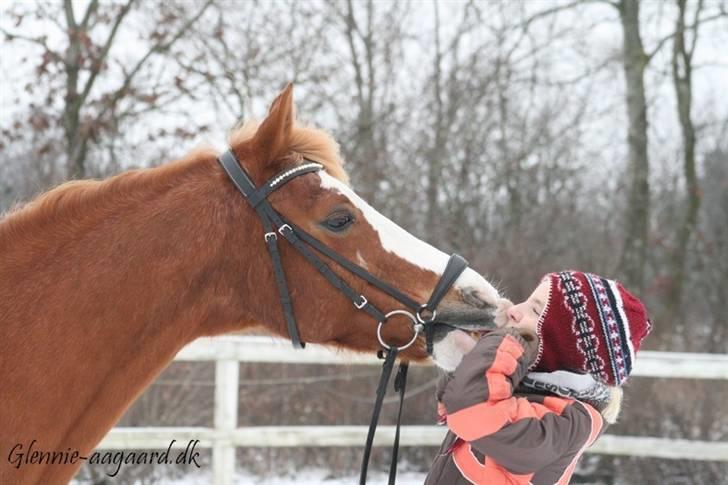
[531,271,652,386]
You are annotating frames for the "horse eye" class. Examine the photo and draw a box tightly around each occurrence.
[323,211,355,232]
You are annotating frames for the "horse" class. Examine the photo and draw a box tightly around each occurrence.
[0,85,500,484]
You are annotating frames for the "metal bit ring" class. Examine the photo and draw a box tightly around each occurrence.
[416,304,437,324]
[377,310,422,351]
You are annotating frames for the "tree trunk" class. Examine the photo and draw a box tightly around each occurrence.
[666,0,702,317]
[63,0,85,179]
[343,0,379,202]
[617,0,650,293]
[427,0,445,235]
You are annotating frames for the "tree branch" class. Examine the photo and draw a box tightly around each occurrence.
[687,0,705,60]
[63,0,77,30]
[343,0,366,108]
[513,0,613,32]
[646,8,725,60]
[78,0,99,32]
[0,27,64,63]
[96,0,213,122]
[78,0,135,108]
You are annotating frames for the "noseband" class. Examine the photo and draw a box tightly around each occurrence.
[218,149,469,484]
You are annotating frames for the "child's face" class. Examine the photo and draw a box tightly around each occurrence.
[499,279,550,335]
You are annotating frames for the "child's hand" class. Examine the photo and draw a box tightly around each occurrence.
[501,327,540,367]
[436,371,454,403]
[518,327,538,345]
[435,371,454,424]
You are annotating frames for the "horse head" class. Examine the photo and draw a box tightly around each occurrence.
[217,85,500,370]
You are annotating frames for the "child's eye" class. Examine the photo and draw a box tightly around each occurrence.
[532,307,540,316]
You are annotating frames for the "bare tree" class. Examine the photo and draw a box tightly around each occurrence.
[175,0,334,124]
[665,0,703,316]
[1,0,212,179]
[320,0,410,206]
[615,0,650,293]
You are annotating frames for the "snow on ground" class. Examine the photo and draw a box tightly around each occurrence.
[166,467,427,484]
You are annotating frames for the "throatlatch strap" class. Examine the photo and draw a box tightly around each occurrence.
[360,347,399,485]
[219,150,305,348]
[264,219,305,349]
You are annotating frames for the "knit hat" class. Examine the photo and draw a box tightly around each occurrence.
[531,271,652,386]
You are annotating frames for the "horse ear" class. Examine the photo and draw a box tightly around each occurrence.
[253,83,295,163]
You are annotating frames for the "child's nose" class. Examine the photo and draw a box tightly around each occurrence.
[506,305,522,323]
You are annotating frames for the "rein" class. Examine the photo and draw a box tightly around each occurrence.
[217,150,468,483]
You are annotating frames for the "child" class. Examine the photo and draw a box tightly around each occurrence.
[425,270,652,485]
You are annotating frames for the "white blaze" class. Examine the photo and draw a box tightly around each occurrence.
[318,172,499,302]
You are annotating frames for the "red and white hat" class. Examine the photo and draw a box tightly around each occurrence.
[531,271,652,386]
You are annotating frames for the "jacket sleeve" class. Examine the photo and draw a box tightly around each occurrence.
[441,328,604,475]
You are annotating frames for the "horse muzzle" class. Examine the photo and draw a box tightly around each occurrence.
[426,302,498,371]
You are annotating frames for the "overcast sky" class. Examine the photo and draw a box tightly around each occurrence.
[1,0,726,172]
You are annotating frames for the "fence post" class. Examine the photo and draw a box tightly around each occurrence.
[213,359,239,485]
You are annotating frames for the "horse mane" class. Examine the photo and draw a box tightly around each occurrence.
[230,120,350,184]
[0,121,348,246]
[0,148,217,246]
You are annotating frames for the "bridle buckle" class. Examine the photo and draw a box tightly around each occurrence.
[354,295,368,309]
[264,231,277,242]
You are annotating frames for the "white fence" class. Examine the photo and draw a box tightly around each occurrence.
[98,337,728,484]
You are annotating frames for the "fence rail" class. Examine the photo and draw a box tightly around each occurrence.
[103,336,728,484]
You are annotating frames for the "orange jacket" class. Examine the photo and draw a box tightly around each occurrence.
[425,328,605,485]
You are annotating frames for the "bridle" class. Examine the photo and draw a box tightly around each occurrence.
[218,149,469,484]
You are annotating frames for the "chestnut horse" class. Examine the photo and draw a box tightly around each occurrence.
[0,85,500,484]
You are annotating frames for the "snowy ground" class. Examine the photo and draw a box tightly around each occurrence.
[166,468,427,484]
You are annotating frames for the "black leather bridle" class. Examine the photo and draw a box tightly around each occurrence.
[218,149,469,484]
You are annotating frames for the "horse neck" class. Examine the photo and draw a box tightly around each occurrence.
[0,152,265,482]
